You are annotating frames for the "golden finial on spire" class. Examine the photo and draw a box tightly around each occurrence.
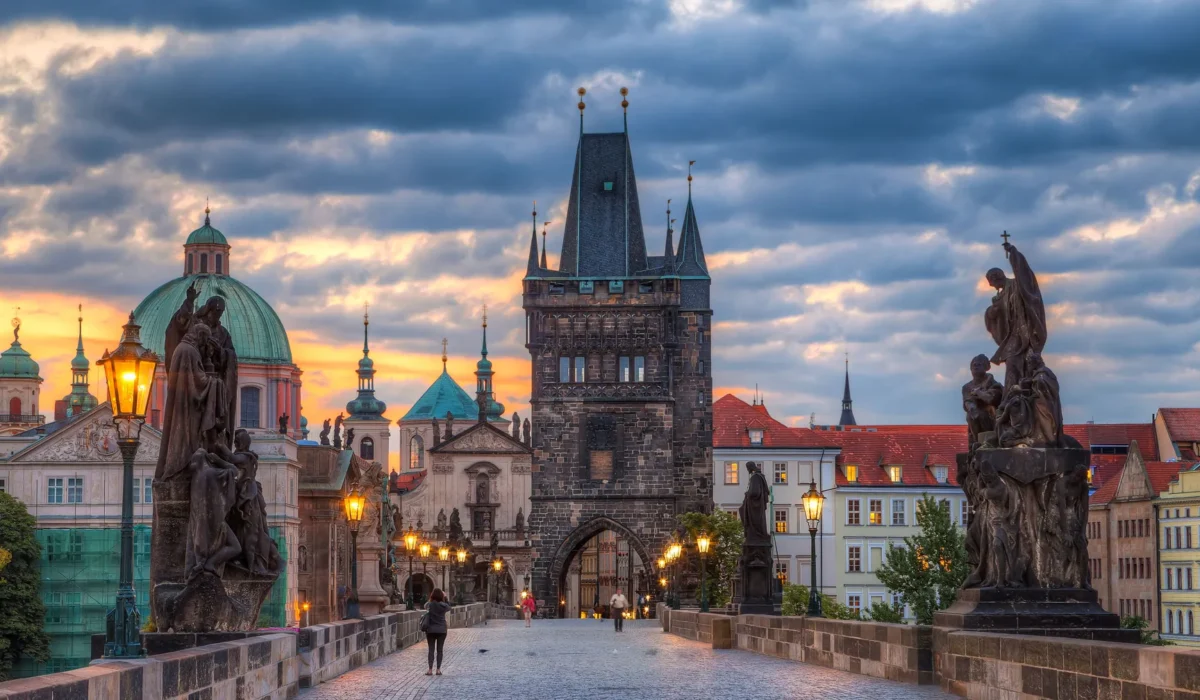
[204,197,211,226]
[482,303,488,328]
[577,86,586,113]
[11,306,20,342]
[620,86,629,111]
[441,337,448,366]
[688,160,696,183]
[78,303,83,324]
[363,301,369,325]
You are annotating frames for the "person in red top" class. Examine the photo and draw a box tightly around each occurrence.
[520,590,536,627]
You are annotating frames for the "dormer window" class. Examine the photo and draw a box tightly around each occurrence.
[579,280,594,294]
[933,466,948,484]
[845,465,858,482]
[748,429,764,445]
[888,466,903,483]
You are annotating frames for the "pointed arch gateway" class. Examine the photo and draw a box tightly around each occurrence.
[548,516,654,618]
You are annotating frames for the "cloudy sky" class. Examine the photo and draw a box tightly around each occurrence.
[2,0,1200,462]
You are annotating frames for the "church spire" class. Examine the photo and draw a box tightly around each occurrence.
[674,161,709,277]
[540,221,549,269]
[526,202,541,276]
[362,303,370,357]
[474,305,503,423]
[346,303,386,420]
[663,199,675,271]
[839,354,857,427]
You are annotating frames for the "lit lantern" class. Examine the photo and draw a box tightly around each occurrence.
[99,313,159,429]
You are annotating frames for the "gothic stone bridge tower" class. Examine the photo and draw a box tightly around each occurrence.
[523,98,713,613]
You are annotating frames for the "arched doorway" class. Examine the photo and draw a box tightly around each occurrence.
[549,517,650,619]
[404,572,436,606]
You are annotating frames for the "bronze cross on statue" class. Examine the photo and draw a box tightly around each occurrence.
[1001,230,1011,245]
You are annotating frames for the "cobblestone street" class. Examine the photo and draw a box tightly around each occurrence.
[301,618,954,700]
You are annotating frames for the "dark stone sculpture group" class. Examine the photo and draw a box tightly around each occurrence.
[150,283,283,633]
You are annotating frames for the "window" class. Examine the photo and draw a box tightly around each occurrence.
[1191,611,1195,635]
[239,386,261,428]
[938,498,951,516]
[933,466,948,484]
[847,594,861,615]
[0,478,5,493]
[1167,569,1173,589]
[68,479,84,504]
[578,280,594,294]
[634,356,645,382]
[869,499,883,526]
[574,356,586,383]
[9,396,20,415]
[549,282,565,295]
[724,462,739,485]
[216,254,223,275]
[560,356,571,382]
[603,181,614,191]
[773,462,787,485]
[1190,527,1194,549]
[619,357,630,382]
[133,478,140,503]
[774,560,789,583]
[961,500,970,527]
[848,546,861,572]
[144,478,153,503]
[748,429,763,445]
[639,281,654,294]
[892,499,906,525]
[1167,527,1173,548]
[47,478,63,503]
[888,466,902,483]
[187,254,194,274]
[409,435,425,470]
[845,465,858,482]
[200,253,208,273]
[847,499,861,526]
[608,280,624,294]
[774,509,788,534]
[360,437,375,461]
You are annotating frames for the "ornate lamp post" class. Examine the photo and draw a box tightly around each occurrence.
[696,534,712,613]
[438,546,450,591]
[100,313,158,659]
[491,558,503,605]
[455,548,468,604]
[301,601,311,627]
[342,485,366,619]
[801,479,826,617]
[419,542,432,604]
[403,526,419,610]
[665,540,682,610]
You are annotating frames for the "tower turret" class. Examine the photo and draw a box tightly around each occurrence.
[839,355,857,427]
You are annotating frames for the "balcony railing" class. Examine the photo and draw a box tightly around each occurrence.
[391,528,529,548]
[540,382,669,400]
[0,414,45,424]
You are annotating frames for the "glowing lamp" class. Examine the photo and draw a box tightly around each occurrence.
[697,535,712,555]
[438,546,450,562]
[802,480,825,533]
[404,527,419,553]
[99,313,159,424]
[342,486,366,532]
[492,559,503,572]
[419,542,431,559]
[456,549,467,564]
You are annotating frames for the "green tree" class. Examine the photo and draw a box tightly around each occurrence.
[0,493,50,680]
[865,600,906,624]
[875,494,968,625]
[1121,615,1172,646]
[781,583,901,622]
[677,510,743,608]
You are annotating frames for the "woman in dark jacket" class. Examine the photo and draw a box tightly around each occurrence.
[424,588,452,675]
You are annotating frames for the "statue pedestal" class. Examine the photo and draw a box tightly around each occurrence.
[934,588,1136,642]
[736,542,779,616]
[355,541,390,616]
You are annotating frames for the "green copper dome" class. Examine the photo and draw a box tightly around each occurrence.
[401,368,480,422]
[134,274,293,365]
[186,216,228,246]
[0,337,40,379]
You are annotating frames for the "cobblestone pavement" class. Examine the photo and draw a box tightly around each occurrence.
[301,618,954,700]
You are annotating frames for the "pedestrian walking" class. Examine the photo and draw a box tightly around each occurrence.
[421,588,452,676]
[610,591,628,632]
[521,591,536,627]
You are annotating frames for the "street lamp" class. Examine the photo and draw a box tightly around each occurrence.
[454,548,468,604]
[696,534,712,613]
[403,526,419,610]
[100,313,158,659]
[342,485,366,619]
[438,546,450,591]
[492,558,503,605]
[301,601,311,627]
[665,540,682,610]
[801,479,826,617]
[419,542,432,604]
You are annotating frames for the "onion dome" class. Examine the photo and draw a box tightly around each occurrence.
[0,320,40,379]
[346,308,387,419]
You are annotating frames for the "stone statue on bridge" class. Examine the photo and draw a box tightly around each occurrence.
[736,461,776,614]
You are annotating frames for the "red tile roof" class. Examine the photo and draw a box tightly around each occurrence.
[1089,454,1127,492]
[1063,423,1159,460]
[1089,465,1125,506]
[824,427,967,487]
[713,394,839,449]
[390,469,427,493]
[1160,409,1200,443]
[1090,460,1190,506]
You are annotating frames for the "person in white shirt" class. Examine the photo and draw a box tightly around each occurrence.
[610,592,629,632]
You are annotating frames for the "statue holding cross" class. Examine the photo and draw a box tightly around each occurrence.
[984,232,1046,392]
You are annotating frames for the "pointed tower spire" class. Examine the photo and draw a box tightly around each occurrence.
[474,304,503,423]
[540,221,550,269]
[64,303,97,417]
[526,201,541,275]
[362,302,370,356]
[664,199,675,269]
[346,302,387,420]
[675,161,709,276]
[839,353,857,427]
[481,304,488,357]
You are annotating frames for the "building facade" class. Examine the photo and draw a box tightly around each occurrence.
[523,98,713,613]
[1157,467,1200,643]
[712,394,839,601]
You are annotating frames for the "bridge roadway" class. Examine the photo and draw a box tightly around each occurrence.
[300,618,954,700]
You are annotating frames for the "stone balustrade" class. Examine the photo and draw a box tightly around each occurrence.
[0,603,486,700]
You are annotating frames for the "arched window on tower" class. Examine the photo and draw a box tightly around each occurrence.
[409,435,424,470]
[8,396,21,417]
[360,437,375,461]
[187,254,194,275]
[239,386,261,428]
[200,254,209,273]
[216,253,223,275]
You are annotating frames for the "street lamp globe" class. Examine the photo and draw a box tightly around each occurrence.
[404,527,419,553]
[419,542,431,559]
[492,558,503,572]
[657,557,666,570]
[99,313,159,432]
[802,480,825,533]
[456,548,468,564]
[342,486,366,532]
[438,546,450,562]
[696,535,712,555]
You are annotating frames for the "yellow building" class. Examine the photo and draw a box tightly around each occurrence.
[1157,465,1200,645]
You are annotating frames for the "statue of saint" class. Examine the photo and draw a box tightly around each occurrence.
[215,429,281,577]
[196,297,237,447]
[278,413,289,434]
[345,428,355,449]
[980,461,1024,587]
[437,508,447,533]
[432,418,441,447]
[445,411,455,439]
[512,413,520,440]
[515,507,525,532]
[739,462,771,546]
[333,413,344,450]
[1028,352,1063,447]
[962,354,1003,451]
[157,322,215,481]
[522,418,531,446]
[477,477,489,505]
[985,240,1047,391]
[319,419,331,445]
[183,448,241,581]
[995,381,1036,448]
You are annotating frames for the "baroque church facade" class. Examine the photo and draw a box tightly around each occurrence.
[522,94,714,613]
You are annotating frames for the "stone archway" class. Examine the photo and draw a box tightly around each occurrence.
[547,516,655,619]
